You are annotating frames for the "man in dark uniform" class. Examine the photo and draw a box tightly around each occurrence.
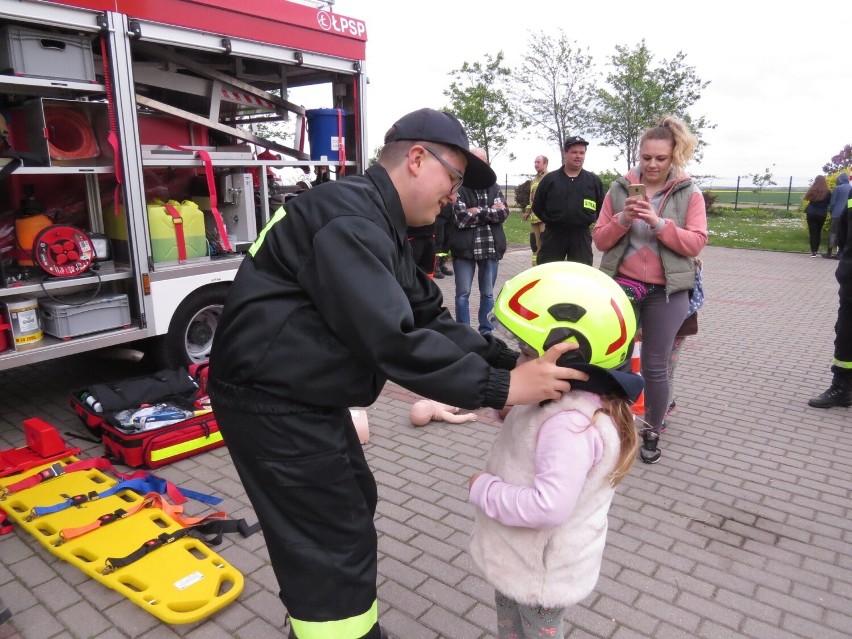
[809,188,852,408]
[406,221,437,277]
[207,108,585,639]
[532,135,604,266]
[433,202,455,278]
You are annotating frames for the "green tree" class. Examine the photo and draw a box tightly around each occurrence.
[509,30,597,158]
[368,145,381,167]
[443,51,517,163]
[823,144,852,174]
[514,179,532,209]
[593,40,712,171]
[749,165,776,211]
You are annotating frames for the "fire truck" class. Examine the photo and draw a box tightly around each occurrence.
[0,0,367,371]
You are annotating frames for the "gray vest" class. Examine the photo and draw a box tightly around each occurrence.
[599,177,697,295]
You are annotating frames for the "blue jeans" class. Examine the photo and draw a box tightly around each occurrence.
[453,258,498,335]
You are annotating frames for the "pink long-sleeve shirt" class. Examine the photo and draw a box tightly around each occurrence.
[469,396,604,529]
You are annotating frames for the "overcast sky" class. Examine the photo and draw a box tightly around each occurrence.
[320,1,850,186]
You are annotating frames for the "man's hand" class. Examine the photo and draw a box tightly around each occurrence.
[506,342,588,406]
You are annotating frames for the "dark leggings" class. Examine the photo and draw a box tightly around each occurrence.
[636,288,690,432]
[806,213,826,254]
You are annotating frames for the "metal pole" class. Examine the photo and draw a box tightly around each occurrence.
[734,176,740,212]
[786,176,793,210]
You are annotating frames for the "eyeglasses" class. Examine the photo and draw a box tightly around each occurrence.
[422,145,464,194]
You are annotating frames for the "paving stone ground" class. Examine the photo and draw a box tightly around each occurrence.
[1,244,850,639]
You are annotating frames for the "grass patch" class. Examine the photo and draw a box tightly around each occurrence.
[502,206,810,253]
[705,207,807,251]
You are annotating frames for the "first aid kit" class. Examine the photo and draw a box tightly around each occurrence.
[68,364,223,468]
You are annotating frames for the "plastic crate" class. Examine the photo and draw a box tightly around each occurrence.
[0,25,96,83]
[39,293,130,339]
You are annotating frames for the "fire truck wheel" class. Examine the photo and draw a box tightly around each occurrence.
[148,285,228,369]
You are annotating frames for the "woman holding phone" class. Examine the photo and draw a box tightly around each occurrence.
[592,116,707,464]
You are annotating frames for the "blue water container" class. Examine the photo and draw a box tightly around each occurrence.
[305,108,347,162]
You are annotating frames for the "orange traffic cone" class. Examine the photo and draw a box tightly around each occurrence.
[630,340,645,416]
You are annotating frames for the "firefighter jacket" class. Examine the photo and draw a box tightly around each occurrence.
[208,165,518,412]
[532,168,604,229]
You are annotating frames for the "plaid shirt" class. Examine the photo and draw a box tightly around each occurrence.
[454,187,508,260]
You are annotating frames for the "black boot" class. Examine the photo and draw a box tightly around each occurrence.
[639,429,661,464]
[0,595,11,625]
[808,380,852,408]
[822,251,833,259]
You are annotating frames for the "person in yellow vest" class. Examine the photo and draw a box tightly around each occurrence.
[523,155,548,265]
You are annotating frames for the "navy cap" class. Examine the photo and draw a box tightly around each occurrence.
[563,135,589,149]
[558,361,644,404]
[384,108,496,189]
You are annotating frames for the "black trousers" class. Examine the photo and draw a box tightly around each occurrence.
[434,209,454,256]
[409,233,436,275]
[833,277,852,381]
[806,213,826,254]
[214,403,381,639]
[537,225,593,266]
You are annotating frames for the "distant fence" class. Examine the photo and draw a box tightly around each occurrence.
[500,174,813,212]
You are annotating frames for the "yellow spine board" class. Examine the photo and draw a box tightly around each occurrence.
[0,459,243,624]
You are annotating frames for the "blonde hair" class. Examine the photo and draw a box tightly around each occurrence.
[595,394,639,486]
[640,116,698,177]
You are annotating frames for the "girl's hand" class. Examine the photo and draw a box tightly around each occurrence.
[469,472,482,491]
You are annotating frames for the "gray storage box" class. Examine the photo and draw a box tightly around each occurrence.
[39,293,130,339]
[0,25,96,83]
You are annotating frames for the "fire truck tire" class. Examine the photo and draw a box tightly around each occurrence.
[148,285,228,369]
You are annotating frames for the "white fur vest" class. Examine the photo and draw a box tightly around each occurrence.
[469,392,621,608]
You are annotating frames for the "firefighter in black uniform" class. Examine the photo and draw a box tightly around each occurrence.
[532,135,604,266]
[809,189,852,408]
[208,108,585,639]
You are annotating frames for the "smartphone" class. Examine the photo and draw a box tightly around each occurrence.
[627,184,646,199]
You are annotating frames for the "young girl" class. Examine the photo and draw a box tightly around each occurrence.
[468,262,642,639]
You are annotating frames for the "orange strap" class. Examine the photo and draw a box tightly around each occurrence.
[55,492,226,545]
[163,204,187,262]
[167,145,232,252]
[99,36,123,218]
[195,149,232,251]
[337,107,345,177]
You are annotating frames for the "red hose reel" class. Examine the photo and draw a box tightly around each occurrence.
[31,225,95,277]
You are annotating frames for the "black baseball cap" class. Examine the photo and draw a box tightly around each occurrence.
[563,135,589,149]
[384,108,496,189]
